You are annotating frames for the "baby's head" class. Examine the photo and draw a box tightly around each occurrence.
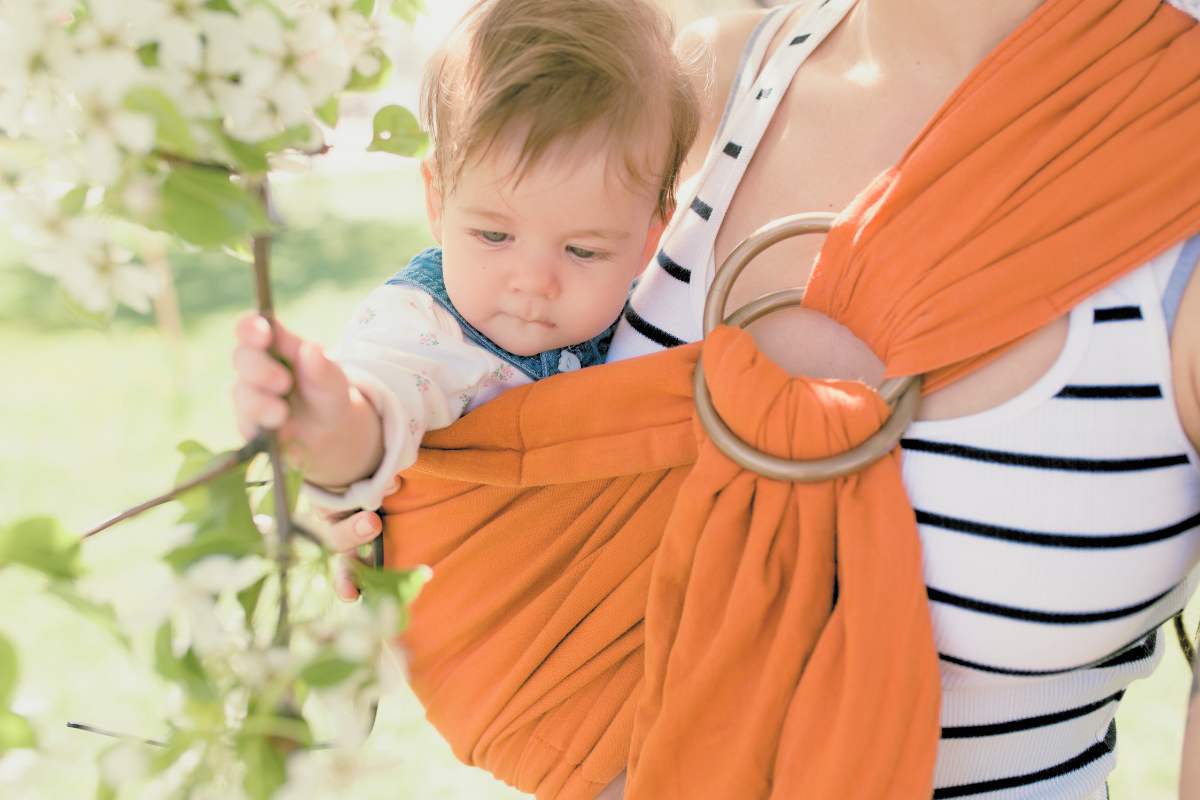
[420,0,703,357]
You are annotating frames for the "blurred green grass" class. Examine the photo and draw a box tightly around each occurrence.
[0,166,1195,798]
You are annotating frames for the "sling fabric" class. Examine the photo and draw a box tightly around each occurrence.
[380,0,1200,797]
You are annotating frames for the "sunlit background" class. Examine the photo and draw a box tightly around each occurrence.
[0,0,1194,797]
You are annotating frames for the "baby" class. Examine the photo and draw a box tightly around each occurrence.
[231,0,703,514]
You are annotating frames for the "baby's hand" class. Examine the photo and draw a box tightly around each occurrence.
[231,313,383,487]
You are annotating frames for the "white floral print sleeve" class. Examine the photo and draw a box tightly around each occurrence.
[305,283,533,511]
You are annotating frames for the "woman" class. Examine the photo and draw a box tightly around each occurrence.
[325,0,1200,797]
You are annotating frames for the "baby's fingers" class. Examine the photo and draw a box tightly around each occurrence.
[231,344,294,396]
[322,509,382,554]
[335,554,360,602]
[234,312,305,363]
[231,381,290,437]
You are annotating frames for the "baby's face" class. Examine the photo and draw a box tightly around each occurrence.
[425,140,662,357]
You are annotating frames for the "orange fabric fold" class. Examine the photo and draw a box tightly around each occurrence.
[382,344,700,798]
[382,1,1200,798]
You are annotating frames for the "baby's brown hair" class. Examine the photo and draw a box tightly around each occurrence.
[421,0,705,219]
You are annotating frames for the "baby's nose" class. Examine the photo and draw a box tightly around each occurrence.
[510,256,559,298]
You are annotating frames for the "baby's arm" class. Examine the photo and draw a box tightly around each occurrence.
[231,314,385,490]
[311,284,502,510]
[233,284,508,511]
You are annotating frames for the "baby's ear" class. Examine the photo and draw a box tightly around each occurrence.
[422,160,444,245]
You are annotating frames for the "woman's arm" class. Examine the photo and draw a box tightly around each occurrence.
[1172,258,1200,451]
[1176,258,1200,798]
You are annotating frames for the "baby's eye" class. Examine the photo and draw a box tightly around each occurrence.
[476,230,510,243]
[566,245,603,260]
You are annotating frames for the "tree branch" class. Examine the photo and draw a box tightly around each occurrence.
[67,721,168,747]
[80,433,268,539]
[249,178,294,648]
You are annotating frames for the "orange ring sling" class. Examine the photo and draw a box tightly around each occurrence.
[380,1,1200,798]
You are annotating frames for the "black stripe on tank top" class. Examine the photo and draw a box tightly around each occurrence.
[656,250,691,283]
[913,509,1200,549]
[938,629,1159,676]
[622,303,686,349]
[932,721,1116,798]
[690,197,713,220]
[941,690,1124,739]
[1093,306,1142,322]
[1091,629,1158,669]
[1056,384,1163,399]
[927,586,1172,624]
[900,439,1190,472]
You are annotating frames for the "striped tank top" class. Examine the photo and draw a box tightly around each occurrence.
[606,2,1200,797]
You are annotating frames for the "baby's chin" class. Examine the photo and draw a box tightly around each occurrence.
[481,319,599,357]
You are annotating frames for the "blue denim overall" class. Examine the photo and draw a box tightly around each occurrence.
[385,247,621,381]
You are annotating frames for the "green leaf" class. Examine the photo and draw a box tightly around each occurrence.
[204,0,237,11]
[213,126,312,175]
[367,105,429,159]
[125,88,196,158]
[237,575,267,628]
[315,96,339,128]
[161,165,269,247]
[301,650,359,687]
[351,0,375,17]
[0,633,16,705]
[346,52,393,93]
[95,779,117,800]
[254,468,304,518]
[164,529,261,571]
[0,517,82,580]
[390,0,426,24]
[175,440,214,484]
[239,714,312,746]
[237,734,287,800]
[136,42,158,68]
[168,441,262,570]
[0,711,35,753]
[150,729,197,774]
[59,184,89,216]
[154,623,215,702]
[45,581,130,648]
[354,565,429,633]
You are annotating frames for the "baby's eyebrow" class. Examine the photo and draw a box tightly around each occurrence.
[461,207,513,224]
[566,228,630,241]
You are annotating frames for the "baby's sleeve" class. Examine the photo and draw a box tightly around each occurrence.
[304,284,498,512]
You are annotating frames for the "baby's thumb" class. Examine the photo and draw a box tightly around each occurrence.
[296,341,347,403]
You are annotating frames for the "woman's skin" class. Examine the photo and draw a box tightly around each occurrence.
[320,1,1200,796]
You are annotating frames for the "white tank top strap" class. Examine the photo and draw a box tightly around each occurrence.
[711,5,791,147]
[1161,231,1200,332]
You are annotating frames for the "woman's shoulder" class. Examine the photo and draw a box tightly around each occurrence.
[676,10,763,180]
[676,5,815,180]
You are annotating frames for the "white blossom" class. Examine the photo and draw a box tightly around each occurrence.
[0,749,39,785]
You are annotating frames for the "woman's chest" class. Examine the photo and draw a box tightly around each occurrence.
[900,264,1200,673]
[712,57,954,310]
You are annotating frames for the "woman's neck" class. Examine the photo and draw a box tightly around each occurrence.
[835,0,1050,87]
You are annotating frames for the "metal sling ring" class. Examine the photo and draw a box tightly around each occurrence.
[694,212,923,482]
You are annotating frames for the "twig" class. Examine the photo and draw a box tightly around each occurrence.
[249,178,293,648]
[81,433,268,539]
[67,721,168,747]
[1176,613,1197,668]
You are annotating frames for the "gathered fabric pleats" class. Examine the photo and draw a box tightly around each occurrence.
[381,0,1200,798]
